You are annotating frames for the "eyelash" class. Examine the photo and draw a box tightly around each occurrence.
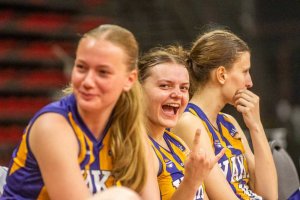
[181,86,189,91]
[160,84,170,89]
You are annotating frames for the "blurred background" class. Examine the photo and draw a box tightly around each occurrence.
[0,0,299,177]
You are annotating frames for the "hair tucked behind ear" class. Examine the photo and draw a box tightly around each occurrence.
[189,28,250,97]
[110,82,146,192]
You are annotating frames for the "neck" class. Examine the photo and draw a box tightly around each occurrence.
[77,106,113,140]
[147,121,165,140]
[147,121,169,149]
[190,83,225,126]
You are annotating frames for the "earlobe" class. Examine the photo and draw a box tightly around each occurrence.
[216,66,227,84]
[123,69,137,92]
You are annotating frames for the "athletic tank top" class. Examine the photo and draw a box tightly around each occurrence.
[185,103,262,200]
[1,94,115,199]
[149,129,204,200]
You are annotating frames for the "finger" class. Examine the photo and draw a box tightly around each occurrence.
[210,148,225,167]
[236,89,256,100]
[234,92,253,103]
[191,129,201,153]
[235,98,252,108]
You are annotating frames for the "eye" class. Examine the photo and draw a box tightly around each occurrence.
[75,63,86,73]
[243,68,250,74]
[159,84,171,89]
[180,85,189,92]
[97,69,111,77]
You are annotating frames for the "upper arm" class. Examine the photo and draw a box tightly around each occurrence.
[173,113,239,200]
[29,113,91,200]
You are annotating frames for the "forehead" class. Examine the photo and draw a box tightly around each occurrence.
[76,37,127,67]
[148,62,189,82]
[78,37,126,58]
[231,51,251,70]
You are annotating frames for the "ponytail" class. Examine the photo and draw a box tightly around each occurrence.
[109,82,147,192]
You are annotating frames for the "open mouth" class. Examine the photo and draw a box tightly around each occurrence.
[162,103,180,115]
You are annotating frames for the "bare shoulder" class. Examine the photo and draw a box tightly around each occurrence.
[173,112,209,150]
[32,112,70,132]
[29,112,78,156]
[175,112,201,131]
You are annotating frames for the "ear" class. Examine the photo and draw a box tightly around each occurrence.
[216,66,227,84]
[123,69,138,92]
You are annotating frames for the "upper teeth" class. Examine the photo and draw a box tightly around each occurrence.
[166,103,180,107]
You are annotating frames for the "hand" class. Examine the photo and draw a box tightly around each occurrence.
[233,89,261,130]
[183,129,225,189]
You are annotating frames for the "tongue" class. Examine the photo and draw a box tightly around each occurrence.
[162,105,175,115]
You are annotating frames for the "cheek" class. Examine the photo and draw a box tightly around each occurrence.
[230,74,243,88]
[71,72,81,88]
[182,94,189,107]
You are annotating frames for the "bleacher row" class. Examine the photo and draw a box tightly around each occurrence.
[0,0,110,165]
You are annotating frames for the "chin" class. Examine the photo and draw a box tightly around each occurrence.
[161,119,178,129]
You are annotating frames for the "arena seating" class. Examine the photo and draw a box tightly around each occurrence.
[0,0,109,165]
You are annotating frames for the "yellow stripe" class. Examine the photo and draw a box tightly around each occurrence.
[68,113,86,163]
[99,131,114,187]
[188,108,215,151]
[37,186,50,200]
[84,134,95,170]
[10,126,29,175]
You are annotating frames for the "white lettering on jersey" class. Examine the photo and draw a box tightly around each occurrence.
[172,177,183,188]
[231,156,239,182]
[238,183,262,199]
[218,154,248,182]
[82,170,111,193]
[194,185,204,200]
[219,159,229,177]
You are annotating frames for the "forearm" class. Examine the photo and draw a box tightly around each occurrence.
[249,123,278,199]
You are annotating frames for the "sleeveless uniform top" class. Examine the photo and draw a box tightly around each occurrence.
[1,94,115,200]
[185,103,262,200]
[149,129,204,200]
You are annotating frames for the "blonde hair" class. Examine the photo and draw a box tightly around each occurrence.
[110,82,146,192]
[73,24,147,192]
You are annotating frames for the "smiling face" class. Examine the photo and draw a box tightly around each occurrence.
[71,36,136,114]
[142,63,189,130]
[222,51,253,105]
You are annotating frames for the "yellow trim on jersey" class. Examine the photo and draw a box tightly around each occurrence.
[10,126,29,175]
[69,112,87,163]
[37,186,50,200]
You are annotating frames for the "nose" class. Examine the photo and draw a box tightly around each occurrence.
[170,88,183,98]
[246,74,253,89]
[82,71,96,88]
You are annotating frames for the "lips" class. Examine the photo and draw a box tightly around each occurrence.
[162,103,180,116]
[79,91,96,100]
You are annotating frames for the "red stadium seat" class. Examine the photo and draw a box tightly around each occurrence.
[0,9,15,28]
[17,13,70,33]
[0,69,17,89]
[21,70,68,89]
[0,96,51,120]
[73,15,110,33]
[0,40,17,58]
[0,125,24,144]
